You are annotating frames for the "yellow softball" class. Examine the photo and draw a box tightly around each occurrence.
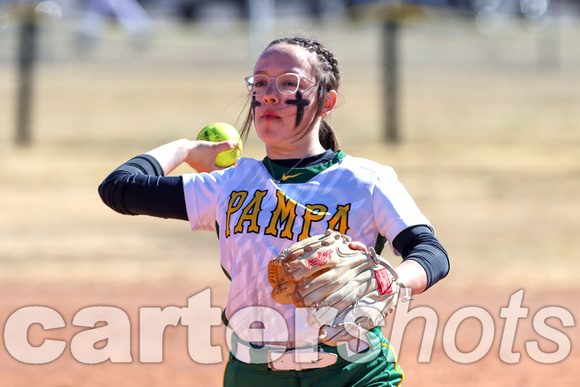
[196,122,243,167]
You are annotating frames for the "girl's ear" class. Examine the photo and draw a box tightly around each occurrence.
[321,90,338,117]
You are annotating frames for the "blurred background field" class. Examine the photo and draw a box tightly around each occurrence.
[0,0,579,385]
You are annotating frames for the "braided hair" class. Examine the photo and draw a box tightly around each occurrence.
[240,37,341,151]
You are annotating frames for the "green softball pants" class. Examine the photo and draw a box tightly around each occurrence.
[223,327,404,387]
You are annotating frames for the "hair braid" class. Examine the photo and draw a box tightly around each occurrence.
[267,37,340,92]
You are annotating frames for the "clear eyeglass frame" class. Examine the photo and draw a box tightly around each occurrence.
[244,73,315,96]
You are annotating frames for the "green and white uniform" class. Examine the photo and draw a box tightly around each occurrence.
[183,151,431,348]
[99,149,447,386]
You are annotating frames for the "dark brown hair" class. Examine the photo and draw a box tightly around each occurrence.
[239,37,340,151]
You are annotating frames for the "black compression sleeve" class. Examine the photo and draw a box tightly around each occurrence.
[98,154,188,221]
[392,225,450,291]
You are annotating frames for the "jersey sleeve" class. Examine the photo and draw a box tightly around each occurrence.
[181,157,265,234]
[182,171,225,232]
[372,165,433,255]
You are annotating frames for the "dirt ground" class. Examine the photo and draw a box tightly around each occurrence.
[1,8,579,386]
[0,283,577,386]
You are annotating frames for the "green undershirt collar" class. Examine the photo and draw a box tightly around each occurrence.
[263,150,346,184]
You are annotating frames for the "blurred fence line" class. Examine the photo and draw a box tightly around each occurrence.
[1,0,579,146]
[1,0,579,65]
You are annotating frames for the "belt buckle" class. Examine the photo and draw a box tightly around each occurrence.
[267,349,338,371]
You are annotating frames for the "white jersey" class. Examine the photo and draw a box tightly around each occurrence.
[182,151,431,342]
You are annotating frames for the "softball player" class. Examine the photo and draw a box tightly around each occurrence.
[99,37,449,386]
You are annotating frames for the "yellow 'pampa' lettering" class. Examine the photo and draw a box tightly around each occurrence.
[225,191,247,237]
[265,190,298,240]
[234,190,267,234]
[327,204,351,235]
[225,189,351,240]
[298,204,328,241]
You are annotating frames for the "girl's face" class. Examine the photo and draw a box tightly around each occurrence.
[250,44,321,156]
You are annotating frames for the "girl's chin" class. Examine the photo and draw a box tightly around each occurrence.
[256,124,285,138]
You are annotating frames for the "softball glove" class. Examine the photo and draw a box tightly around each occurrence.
[268,229,410,346]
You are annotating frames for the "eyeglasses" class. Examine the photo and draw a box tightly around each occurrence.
[244,73,315,96]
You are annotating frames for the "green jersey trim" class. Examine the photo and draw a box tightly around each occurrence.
[221,264,232,281]
[374,234,387,255]
[262,150,347,184]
